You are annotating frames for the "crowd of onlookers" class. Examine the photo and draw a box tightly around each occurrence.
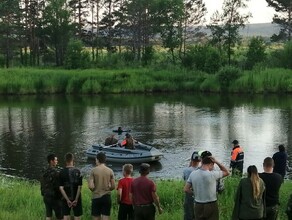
[40,140,290,220]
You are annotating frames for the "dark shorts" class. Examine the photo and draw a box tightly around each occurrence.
[62,198,83,217]
[91,194,112,217]
[134,204,155,220]
[118,203,134,220]
[195,201,218,220]
[43,197,63,219]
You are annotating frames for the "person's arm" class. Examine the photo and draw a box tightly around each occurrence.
[152,191,163,214]
[184,182,193,194]
[59,186,72,207]
[72,185,82,206]
[117,188,122,204]
[212,157,230,177]
[109,172,115,191]
[88,172,95,191]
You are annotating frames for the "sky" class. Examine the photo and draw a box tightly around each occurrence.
[204,0,276,24]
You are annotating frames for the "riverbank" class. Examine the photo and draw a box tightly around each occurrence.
[1,175,291,220]
[0,67,292,95]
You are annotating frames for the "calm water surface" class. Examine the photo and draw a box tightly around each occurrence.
[0,94,291,180]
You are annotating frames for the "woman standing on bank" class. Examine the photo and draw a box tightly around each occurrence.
[232,165,266,220]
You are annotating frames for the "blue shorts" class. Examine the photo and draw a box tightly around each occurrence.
[91,194,112,217]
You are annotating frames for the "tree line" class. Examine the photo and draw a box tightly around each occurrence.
[0,0,291,69]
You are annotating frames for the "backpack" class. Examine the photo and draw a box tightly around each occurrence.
[40,167,58,198]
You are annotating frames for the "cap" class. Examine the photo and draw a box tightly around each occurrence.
[139,163,150,173]
[232,140,239,145]
[200,150,212,159]
[191,152,201,161]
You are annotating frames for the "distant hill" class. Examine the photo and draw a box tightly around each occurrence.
[239,23,280,37]
[201,23,280,38]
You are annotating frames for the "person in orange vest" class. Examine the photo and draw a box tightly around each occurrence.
[121,133,135,150]
[230,140,244,176]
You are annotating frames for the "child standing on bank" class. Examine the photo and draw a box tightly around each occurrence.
[117,164,134,220]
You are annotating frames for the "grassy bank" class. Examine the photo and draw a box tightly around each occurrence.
[1,175,292,220]
[0,67,291,95]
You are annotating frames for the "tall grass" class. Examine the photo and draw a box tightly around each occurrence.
[0,67,292,95]
[1,175,292,220]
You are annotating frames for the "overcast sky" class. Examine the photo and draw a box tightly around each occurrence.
[204,0,275,24]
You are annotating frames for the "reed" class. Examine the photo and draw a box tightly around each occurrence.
[1,175,292,220]
[0,67,292,95]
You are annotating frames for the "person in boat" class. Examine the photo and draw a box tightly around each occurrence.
[104,134,118,146]
[121,133,135,150]
[117,127,123,133]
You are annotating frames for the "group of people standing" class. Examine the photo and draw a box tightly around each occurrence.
[41,151,162,220]
[183,141,288,220]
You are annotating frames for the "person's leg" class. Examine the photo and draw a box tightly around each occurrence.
[264,205,279,220]
[62,200,71,220]
[92,198,102,220]
[204,202,219,220]
[44,197,53,220]
[194,203,204,220]
[73,197,83,220]
[184,193,195,220]
[141,205,155,220]
[52,198,63,220]
[118,203,127,220]
[100,194,112,220]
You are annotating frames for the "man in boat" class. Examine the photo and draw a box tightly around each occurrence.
[104,134,118,146]
[130,163,163,220]
[121,133,135,149]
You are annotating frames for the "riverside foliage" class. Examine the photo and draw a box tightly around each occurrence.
[0,67,291,95]
[0,175,291,220]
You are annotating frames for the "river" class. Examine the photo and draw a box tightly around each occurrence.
[0,93,291,180]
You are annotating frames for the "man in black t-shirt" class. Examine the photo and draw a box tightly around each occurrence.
[259,157,283,220]
[272,144,288,178]
[59,153,83,220]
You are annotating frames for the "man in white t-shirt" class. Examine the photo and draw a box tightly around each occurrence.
[184,157,229,220]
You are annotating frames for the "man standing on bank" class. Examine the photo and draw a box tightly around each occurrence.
[130,163,163,220]
[272,144,288,179]
[41,153,63,220]
[59,153,83,220]
[88,152,115,220]
[184,156,229,220]
[259,157,283,220]
[230,140,244,176]
[183,152,201,220]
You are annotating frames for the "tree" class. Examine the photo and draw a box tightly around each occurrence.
[0,0,21,68]
[246,37,266,69]
[208,0,251,65]
[266,0,292,41]
[155,0,184,63]
[41,0,73,66]
[180,0,207,56]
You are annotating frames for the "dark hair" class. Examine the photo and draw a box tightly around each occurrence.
[201,151,212,159]
[279,144,285,152]
[65,153,74,163]
[139,163,150,175]
[263,157,274,168]
[47,153,56,163]
[96,152,106,163]
[247,165,258,177]
[202,157,214,165]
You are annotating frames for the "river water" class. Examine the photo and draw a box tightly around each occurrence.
[0,94,291,180]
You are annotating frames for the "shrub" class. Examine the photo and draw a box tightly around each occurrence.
[217,66,242,91]
[245,37,266,70]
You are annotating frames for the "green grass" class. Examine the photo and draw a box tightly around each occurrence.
[1,175,291,220]
[0,67,292,95]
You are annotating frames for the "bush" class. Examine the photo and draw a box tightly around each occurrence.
[182,44,222,74]
[217,66,242,91]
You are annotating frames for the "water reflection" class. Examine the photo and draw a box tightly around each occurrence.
[0,94,291,180]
